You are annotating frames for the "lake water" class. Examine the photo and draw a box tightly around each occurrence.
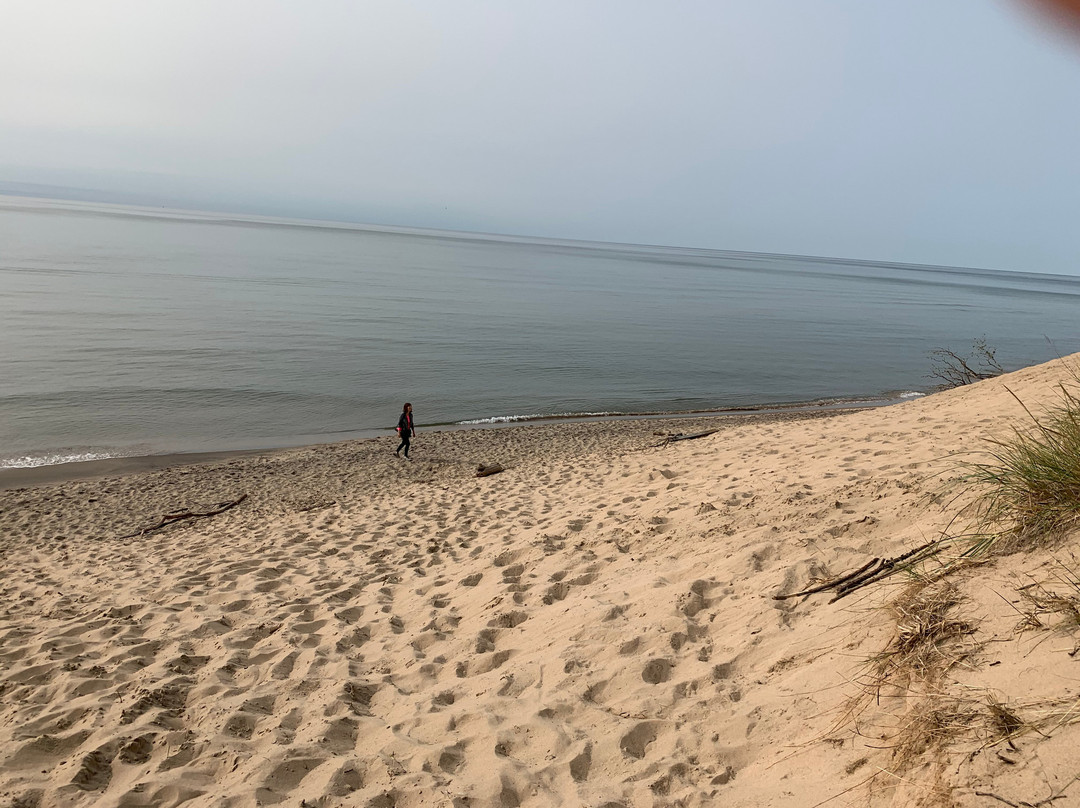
[2,195,1079,468]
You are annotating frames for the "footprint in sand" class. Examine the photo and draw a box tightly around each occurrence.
[620,721,663,760]
[323,716,359,753]
[438,743,466,774]
[569,742,593,782]
[224,712,258,740]
[679,578,719,618]
[493,549,523,567]
[463,649,513,677]
[543,582,570,604]
[166,654,209,675]
[271,651,298,680]
[335,605,365,624]
[327,760,366,797]
[476,628,500,653]
[641,658,674,685]
[71,741,120,792]
[117,734,155,765]
[489,611,528,629]
[255,754,327,805]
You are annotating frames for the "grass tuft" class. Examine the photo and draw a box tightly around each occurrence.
[873,581,977,686]
[1014,561,1080,654]
[889,699,979,773]
[960,375,1080,555]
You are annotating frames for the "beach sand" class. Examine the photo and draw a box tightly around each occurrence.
[2,357,1079,807]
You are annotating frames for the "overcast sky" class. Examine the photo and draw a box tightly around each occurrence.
[3,1,1080,274]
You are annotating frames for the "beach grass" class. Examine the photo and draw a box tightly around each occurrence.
[958,371,1080,556]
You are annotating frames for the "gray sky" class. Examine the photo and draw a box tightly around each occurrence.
[3,1,1080,274]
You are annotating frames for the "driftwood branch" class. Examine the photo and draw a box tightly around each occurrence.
[829,540,942,602]
[927,337,1003,388]
[973,790,1068,808]
[773,540,942,603]
[476,464,504,478]
[659,429,719,446]
[121,494,248,538]
[773,558,880,600]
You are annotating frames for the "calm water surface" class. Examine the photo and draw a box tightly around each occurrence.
[2,196,1079,467]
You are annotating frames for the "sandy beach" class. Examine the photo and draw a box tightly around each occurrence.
[3,356,1080,808]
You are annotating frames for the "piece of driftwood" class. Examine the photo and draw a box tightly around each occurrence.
[830,540,942,602]
[659,429,719,445]
[121,494,248,538]
[476,463,504,478]
[773,540,942,603]
[773,557,881,601]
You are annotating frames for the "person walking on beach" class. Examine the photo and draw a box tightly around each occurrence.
[396,402,415,459]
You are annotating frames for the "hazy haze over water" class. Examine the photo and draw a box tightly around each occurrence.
[2,197,1079,468]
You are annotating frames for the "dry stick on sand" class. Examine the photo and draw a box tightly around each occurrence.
[120,494,248,538]
[974,789,1069,808]
[658,429,719,445]
[772,557,882,601]
[829,540,943,602]
[773,540,942,603]
[476,464,504,478]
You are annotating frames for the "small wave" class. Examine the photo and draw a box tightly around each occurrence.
[899,391,927,399]
[457,411,620,425]
[0,450,125,469]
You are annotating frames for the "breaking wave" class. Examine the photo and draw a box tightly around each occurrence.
[0,449,127,470]
[456,411,621,425]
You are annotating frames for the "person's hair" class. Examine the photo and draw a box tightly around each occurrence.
[403,402,412,412]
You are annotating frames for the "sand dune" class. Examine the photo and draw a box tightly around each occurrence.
[3,357,1079,807]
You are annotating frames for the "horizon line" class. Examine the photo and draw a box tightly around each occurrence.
[2,185,1077,282]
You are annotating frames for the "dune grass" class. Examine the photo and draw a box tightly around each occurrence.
[959,376,1080,556]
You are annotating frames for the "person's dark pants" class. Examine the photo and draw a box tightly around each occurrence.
[396,433,411,457]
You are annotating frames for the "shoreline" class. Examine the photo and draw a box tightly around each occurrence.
[0,407,858,546]
[0,395,894,488]
[0,397,898,491]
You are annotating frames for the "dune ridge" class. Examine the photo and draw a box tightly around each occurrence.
[2,356,1079,807]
